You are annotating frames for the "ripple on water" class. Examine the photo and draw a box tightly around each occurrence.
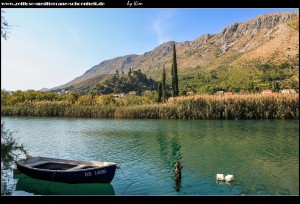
[1,117,298,195]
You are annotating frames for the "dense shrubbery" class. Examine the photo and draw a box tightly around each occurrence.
[1,90,298,119]
[180,63,299,94]
[1,122,28,172]
[89,69,157,96]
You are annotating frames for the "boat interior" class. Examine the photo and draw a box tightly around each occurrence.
[21,158,98,171]
[33,162,97,171]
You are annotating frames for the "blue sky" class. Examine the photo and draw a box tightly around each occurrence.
[1,8,298,91]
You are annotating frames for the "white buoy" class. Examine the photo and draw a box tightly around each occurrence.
[216,174,225,181]
[225,174,234,182]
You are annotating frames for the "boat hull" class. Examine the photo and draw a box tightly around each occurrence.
[16,157,117,184]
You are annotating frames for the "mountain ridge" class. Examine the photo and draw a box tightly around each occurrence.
[53,11,299,92]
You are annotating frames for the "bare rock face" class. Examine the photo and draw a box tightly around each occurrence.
[218,12,297,44]
[54,12,299,91]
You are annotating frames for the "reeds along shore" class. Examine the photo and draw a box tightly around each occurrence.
[1,94,299,119]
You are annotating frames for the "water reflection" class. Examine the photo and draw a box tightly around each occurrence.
[156,122,183,173]
[14,173,115,195]
[1,117,298,195]
[174,179,181,192]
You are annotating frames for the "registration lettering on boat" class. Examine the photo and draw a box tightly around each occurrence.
[95,169,106,175]
[84,172,92,177]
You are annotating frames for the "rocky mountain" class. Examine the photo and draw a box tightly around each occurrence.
[53,12,299,92]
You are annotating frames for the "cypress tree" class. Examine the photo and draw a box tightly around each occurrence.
[171,61,174,92]
[157,82,162,103]
[137,84,141,96]
[162,66,167,102]
[128,67,132,77]
[171,43,179,96]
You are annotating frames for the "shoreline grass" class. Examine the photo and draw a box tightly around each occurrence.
[1,94,298,119]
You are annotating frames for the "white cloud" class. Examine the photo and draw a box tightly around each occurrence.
[153,10,175,44]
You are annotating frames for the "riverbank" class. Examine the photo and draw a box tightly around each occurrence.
[1,94,298,119]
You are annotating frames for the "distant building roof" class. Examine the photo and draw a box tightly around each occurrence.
[281,89,296,94]
[262,90,272,94]
[113,93,125,97]
[128,91,137,95]
[215,91,224,95]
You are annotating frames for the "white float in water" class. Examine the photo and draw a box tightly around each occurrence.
[216,174,234,182]
[216,174,225,181]
[225,174,234,182]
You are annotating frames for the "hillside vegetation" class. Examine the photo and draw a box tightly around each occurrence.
[53,12,299,95]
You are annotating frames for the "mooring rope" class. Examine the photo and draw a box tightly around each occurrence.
[118,166,134,183]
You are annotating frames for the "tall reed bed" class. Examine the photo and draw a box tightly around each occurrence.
[166,94,299,119]
[1,101,69,117]
[1,94,298,119]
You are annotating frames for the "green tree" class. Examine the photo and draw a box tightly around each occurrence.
[128,67,132,77]
[64,92,79,104]
[137,84,141,96]
[1,11,10,40]
[1,90,10,106]
[94,94,115,105]
[1,122,28,172]
[76,94,94,105]
[171,43,179,96]
[162,66,167,102]
[157,82,162,103]
[24,90,38,102]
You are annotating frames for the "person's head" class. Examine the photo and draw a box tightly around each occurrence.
[175,161,180,166]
